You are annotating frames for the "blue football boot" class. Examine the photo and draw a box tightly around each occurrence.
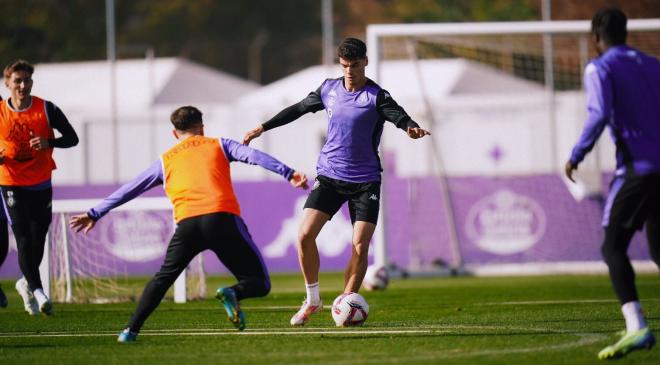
[216,287,245,330]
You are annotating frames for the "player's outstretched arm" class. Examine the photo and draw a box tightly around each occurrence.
[243,90,324,145]
[222,138,306,185]
[377,88,430,139]
[243,125,264,145]
[70,161,164,233]
[289,171,309,190]
[407,126,431,139]
[69,214,96,233]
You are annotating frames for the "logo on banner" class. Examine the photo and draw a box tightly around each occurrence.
[264,197,372,258]
[465,189,546,255]
[102,211,170,262]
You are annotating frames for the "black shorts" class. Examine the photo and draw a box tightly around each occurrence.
[0,186,52,228]
[304,175,381,224]
[603,173,660,230]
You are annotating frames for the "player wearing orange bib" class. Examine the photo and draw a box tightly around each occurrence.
[0,60,79,316]
[70,106,308,342]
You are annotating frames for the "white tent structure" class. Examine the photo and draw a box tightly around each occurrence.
[1,58,259,184]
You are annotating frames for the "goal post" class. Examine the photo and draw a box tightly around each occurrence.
[367,19,660,275]
[42,197,206,303]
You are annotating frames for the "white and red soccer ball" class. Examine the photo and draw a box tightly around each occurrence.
[362,264,389,291]
[331,292,369,327]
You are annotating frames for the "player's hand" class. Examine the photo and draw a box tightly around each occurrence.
[565,160,577,183]
[70,214,97,233]
[0,148,5,165]
[243,125,264,145]
[407,127,431,139]
[29,131,49,151]
[289,171,308,190]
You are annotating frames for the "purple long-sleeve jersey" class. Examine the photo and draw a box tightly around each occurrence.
[570,45,660,176]
[262,77,419,183]
[88,137,294,220]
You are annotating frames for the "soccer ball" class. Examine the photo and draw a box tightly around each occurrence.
[362,264,389,291]
[331,292,369,327]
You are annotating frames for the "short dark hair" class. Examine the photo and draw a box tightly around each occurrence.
[170,106,203,131]
[337,38,367,60]
[4,59,34,80]
[592,7,627,45]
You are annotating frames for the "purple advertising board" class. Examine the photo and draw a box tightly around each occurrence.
[0,173,652,279]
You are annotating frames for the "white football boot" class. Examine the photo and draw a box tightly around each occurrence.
[15,278,39,316]
[33,289,53,315]
[290,299,323,326]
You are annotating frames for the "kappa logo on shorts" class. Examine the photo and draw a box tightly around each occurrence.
[312,180,321,190]
[368,194,378,201]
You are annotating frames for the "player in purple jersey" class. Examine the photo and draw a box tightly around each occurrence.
[243,38,431,326]
[565,8,659,360]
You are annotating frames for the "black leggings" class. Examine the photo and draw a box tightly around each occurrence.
[0,186,52,291]
[127,212,271,332]
[602,224,660,304]
[601,175,660,304]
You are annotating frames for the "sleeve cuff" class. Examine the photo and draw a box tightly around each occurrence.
[87,210,101,222]
[403,119,419,130]
[261,122,274,132]
[284,168,294,181]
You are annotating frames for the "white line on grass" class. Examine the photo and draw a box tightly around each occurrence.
[0,323,605,338]
[0,328,440,338]
[480,297,660,306]
[243,298,660,310]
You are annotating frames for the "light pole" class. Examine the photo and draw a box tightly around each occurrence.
[106,0,119,182]
[322,0,334,65]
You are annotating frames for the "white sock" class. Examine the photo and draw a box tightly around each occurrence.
[622,301,646,333]
[33,288,48,303]
[305,282,320,304]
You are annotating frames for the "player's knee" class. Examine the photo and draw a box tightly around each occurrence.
[601,229,623,261]
[601,241,627,265]
[600,243,615,263]
[297,229,316,247]
[352,240,369,257]
[253,277,271,297]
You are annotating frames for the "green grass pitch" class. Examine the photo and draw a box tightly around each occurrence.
[0,273,658,364]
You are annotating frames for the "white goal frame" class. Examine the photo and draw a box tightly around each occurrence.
[367,19,660,273]
[42,197,191,303]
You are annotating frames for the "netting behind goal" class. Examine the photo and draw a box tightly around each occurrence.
[368,20,660,275]
[47,198,206,303]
